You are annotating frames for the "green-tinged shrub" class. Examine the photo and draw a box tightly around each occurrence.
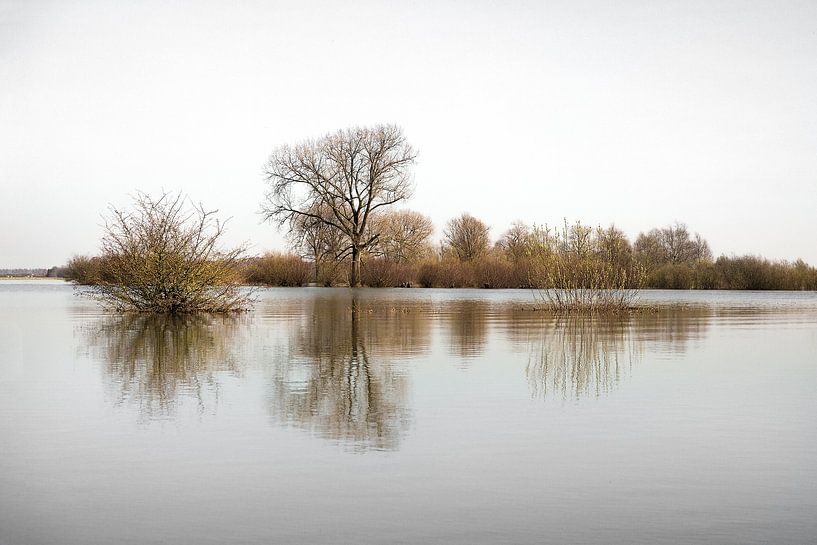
[647,263,695,289]
[711,255,817,290]
[65,255,116,285]
[532,254,645,313]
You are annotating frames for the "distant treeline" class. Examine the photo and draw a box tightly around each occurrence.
[63,213,817,291]
[1,267,66,278]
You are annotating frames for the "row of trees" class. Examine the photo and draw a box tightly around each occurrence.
[260,124,812,292]
[65,198,817,292]
[63,123,816,315]
[229,212,817,291]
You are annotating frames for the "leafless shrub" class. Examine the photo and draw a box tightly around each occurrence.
[243,252,311,286]
[416,258,477,288]
[359,258,416,287]
[473,253,521,288]
[82,191,253,313]
[533,255,645,313]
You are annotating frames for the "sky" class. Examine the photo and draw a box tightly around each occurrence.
[1,0,816,267]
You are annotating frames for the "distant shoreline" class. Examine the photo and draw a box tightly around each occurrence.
[2,277,814,292]
[0,276,65,281]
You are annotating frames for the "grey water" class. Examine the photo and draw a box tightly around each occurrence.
[1,281,816,544]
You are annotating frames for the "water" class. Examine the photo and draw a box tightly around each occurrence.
[1,281,816,544]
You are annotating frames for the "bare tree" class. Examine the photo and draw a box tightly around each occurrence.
[262,124,417,287]
[369,209,434,263]
[82,191,252,313]
[593,224,633,268]
[691,233,713,262]
[287,204,347,283]
[634,222,712,269]
[497,221,532,263]
[443,213,490,262]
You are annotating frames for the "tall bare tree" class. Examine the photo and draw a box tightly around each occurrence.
[262,124,417,287]
[443,213,490,262]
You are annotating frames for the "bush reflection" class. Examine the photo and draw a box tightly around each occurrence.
[526,308,711,399]
[90,313,245,419]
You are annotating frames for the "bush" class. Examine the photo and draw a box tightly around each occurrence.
[532,255,645,313]
[473,255,521,288]
[65,255,113,285]
[647,263,695,289]
[360,258,416,287]
[243,253,310,286]
[82,192,252,313]
[415,258,474,288]
[710,255,817,290]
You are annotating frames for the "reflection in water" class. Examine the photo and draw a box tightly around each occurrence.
[88,314,245,419]
[267,295,423,451]
[633,307,711,354]
[441,300,489,360]
[526,309,712,399]
[527,316,639,399]
[81,291,715,442]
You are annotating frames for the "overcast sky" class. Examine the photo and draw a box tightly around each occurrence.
[2,0,816,267]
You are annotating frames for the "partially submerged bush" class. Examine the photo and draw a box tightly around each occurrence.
[82,192,253,313]
[529,222,646,313]
[532,255,645,313]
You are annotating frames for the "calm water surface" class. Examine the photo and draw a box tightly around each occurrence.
[1,281,816,544]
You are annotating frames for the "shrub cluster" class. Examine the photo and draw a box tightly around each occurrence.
[65,207,817,292]
[74,192,252,313]
[65,255,116,285]
[69,249,817,292]
[647,256,817,290]
[242,253,311,287]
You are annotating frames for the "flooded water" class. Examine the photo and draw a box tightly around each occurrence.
[1,281,816,544]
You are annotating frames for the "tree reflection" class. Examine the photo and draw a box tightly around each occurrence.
[88,313,245,420]
[267,294,419,451]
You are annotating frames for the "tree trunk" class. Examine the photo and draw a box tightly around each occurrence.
[350,246,360,287]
